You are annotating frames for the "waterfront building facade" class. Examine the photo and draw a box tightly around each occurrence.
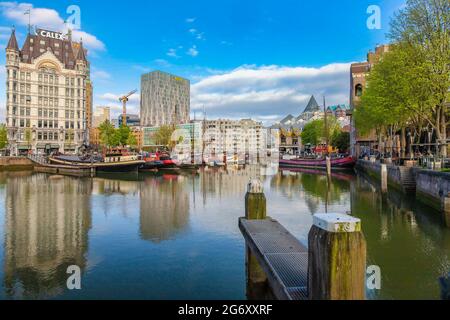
[203,119,265,161]
[349,45,389,157]
[140,71,190,127]
[142,119,268,163]
[131,127,143,150]
[271,96,351,155]
[271,96,323,155]
[89,127,101,147]
[5,28,90,155]
[86,79,93,143]
[92,106,110,128]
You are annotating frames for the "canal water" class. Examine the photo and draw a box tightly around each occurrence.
[0,165,449,300]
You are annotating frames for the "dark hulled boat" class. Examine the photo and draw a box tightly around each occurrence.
[49,148,144,172]
[279,156,356,171]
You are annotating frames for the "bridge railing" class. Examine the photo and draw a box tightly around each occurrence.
[27,154,49,165]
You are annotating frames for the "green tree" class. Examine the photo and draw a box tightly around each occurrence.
[0,124,8,150]
[331,131,350,153]
[153,125,176,149]
[389,0,450,156]
[117,125,131,146]
[353,45,418,156]
[126,132,138,148]
[98,120,117,147]
[301,120,323,146]
[301,118,341,146]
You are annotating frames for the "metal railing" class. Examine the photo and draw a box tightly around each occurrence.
[27,154,49,165]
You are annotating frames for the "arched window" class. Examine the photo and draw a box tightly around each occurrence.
[355,84,363,97]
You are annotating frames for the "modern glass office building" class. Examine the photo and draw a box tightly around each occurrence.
[140,70,190,127]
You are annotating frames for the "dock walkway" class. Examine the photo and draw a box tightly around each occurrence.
[239,217,309,300]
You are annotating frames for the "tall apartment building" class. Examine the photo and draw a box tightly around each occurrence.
[140,70,190,127]
[203,119,265,159]
[5,28,90,155]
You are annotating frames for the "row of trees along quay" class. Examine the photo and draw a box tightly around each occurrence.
[353,0,450,161]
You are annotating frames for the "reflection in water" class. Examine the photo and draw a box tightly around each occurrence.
[139,175,189,242]
[271,169,352,214]
[352,174,450,300]
[3,174,91,299]
[0,166,448,299]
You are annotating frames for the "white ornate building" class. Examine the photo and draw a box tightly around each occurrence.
[5,28,90,155]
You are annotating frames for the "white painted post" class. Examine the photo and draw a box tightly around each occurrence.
[326,156,331,176]
[308,213,366,300]
[434,161,442,171]
[381,164,388,192]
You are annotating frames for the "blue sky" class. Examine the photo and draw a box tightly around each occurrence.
[0,0,405,124]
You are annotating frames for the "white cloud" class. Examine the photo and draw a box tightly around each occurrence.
[186,17,196,23]
[71,30,105,51]
[0,2,105,51]
[96,92,140,119]
[99,92,140,104]
[91,70,111,81]
[167,48,179,58]
[191,63,352,123]
[187,45,199,57]
[188,28,205,41]
[0,26,12,39]
[196,32,205,40]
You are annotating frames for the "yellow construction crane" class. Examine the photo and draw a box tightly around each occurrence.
[119,89,137,127]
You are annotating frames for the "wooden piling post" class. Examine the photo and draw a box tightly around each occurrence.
[308,213,366,300]
[245,179,266,220]
[381,164,388,192]
[244,179,269,299]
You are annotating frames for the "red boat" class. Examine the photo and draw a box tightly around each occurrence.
[140,152,178,171]
[279,156,356,171]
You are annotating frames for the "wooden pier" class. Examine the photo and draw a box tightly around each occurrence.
[241,179,366,300]
[239,218,308,300]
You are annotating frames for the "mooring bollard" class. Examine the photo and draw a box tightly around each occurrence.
[308,213,366,300]
[434,160,442,171]
[245,179,266,220]
[381,164,388,192]
[244,179,268,299]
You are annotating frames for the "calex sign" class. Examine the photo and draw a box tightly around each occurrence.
[36,29,67,41]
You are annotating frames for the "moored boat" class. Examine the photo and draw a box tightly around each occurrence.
[139,152,179,172]
[49,148,144,172]
[279,155,356,170]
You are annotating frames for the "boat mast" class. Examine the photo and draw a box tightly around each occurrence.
[323,96,329,156]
